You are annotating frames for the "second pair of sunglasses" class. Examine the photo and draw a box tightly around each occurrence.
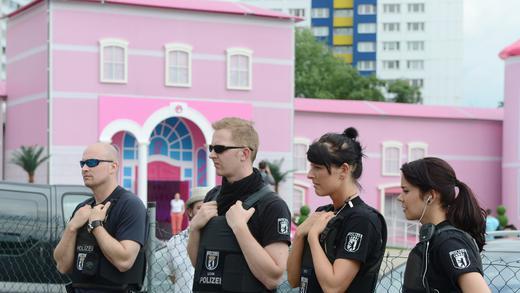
[209,145,249,154]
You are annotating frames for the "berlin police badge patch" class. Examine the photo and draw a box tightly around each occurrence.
[205,251,219,271]
[345,232,363,252]
[278,218,289,235]
[449,249,470,269]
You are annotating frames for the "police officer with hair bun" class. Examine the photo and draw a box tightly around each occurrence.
[53,143,146,293]
[399,157,490,293]
[287,127,387,292]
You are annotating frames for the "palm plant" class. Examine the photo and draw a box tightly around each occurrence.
[11,145,50,183]
[266,158,294,193]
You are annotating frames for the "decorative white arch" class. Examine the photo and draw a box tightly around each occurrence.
[99,119,143,143]
[143,102,215,186]
[98,102,215,204]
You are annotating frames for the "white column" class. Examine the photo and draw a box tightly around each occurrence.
[138,142,149,205]
[207,156,216,187]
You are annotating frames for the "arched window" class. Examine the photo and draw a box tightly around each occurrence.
[227,48,253,90]
[408,142,428,162]
[294,137,310,173]
[382,141,403,176]
[99,39,128,83]
[149,117,193,162]
[197,149,207,186]
[165,43,192,87]
[122,133,138,192]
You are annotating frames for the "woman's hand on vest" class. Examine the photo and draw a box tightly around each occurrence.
[296,211,326,237]
[69,204,92,231]
[308,212,334,240]
[190,201,218,231]
[226,200,255,232]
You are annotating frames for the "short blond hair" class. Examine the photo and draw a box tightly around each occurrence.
[212,117,259,162]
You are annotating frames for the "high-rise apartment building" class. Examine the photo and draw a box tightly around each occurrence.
[310,0,377,76]
[1,0,32,80]
[377,0,463,105]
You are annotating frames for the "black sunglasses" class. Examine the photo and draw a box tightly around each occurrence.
[80,159,114,168]
[208,145,247,154]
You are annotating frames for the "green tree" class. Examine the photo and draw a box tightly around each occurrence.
[11,145,50,183]
[295,29,384,101]
[386,79,422,104]
[266,158,294,193]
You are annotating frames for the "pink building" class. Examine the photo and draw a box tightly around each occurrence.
[3,0,519,241]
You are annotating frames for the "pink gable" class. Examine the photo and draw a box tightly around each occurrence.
[499,39,520,60]
[9,0,301,21]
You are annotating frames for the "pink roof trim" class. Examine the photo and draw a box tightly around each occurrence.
[499,39,520,60]
[295,98,503,121]
[8,0,301,21]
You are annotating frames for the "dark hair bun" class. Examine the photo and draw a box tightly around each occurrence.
[343,127,358,140]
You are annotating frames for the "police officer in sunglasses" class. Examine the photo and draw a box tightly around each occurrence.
[53,143,147,293]
[188,117,291,292]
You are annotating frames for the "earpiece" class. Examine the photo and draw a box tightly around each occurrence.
[426,195,433,204]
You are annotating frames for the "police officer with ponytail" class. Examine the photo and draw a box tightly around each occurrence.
[53,143,146,293]
[399,157,491,293]
[187,117,291,292]
[287,127,387,292]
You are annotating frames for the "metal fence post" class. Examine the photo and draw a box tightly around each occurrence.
[146,202,157,293]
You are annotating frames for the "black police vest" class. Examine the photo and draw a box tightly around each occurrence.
[70,191,146,290]
[403,223,483,293]
[193,185,273,293]
[300,200,387,293]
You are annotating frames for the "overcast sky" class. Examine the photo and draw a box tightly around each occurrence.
[463,0,520,108]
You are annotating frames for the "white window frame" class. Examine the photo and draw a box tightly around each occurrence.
[334,27,353,36]
[311,8,330,18]
[358,42,376,53]
[408,142,428,162]
[334,9,353,17]
[294,137,310,173]
[293,184,307,214]
[358,4,376,15]
[357,60,375,71]
[358,23,377,34]
[164,43,192,87]
[226,48,253,91]
[383,41,400,51]
[312,26,329,37]
[382,141,403,176]
[99,38,128,84]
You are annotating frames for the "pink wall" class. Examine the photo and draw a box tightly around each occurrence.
[294,99,503,213]
[50,4,293,104]
[5,3,49,151]
[502,58,520,227]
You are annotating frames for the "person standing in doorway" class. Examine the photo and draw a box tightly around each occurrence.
[170,192,185,235]
[166,188,208,292]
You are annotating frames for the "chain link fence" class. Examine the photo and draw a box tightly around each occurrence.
[1,208,520,293]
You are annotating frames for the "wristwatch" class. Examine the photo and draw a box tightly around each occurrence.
[87,220,104,233]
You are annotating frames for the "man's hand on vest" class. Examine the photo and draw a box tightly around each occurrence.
[190,201,217,231]
[90,201,111,222]
[69,205,92,231]
[226,200,255,231]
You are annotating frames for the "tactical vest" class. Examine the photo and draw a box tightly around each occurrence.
[70,191,146,291]
[402,223,483,293]
[193,185,273,293]
[300,201,387,293]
